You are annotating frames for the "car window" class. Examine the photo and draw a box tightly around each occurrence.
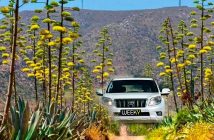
[106,80,158,93]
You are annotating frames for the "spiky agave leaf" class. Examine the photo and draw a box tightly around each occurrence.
[25,110,41,140]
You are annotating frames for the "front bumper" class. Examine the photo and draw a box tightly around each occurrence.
[112,115,163,123]
[107,103,165,123]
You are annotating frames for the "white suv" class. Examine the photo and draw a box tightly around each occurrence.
[96,78,170,123]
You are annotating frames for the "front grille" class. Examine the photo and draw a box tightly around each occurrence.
[115,99,146,108]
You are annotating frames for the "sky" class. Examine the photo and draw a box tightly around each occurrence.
[0,0,195,18]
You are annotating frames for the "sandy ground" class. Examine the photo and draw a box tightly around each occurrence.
[110,124,145,140]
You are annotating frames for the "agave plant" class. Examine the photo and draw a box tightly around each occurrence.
[9,97,41,140]
[198,99,214,123]
[161,116,173,127]
[87,110,97,123]
[38,102,76,139]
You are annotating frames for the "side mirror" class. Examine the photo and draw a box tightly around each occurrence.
[96,89,103,96]
[161,88,170,96]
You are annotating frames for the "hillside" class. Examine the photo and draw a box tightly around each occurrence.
[0,6,194,96]
[75,6,192,76]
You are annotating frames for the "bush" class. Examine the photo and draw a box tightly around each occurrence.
[184,122,214,140]
[147,99,214,140]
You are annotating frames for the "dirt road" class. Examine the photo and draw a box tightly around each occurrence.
[110,124,145,140]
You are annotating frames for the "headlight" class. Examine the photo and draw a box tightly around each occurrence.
[148,96,162,106]
[102,97,113,106]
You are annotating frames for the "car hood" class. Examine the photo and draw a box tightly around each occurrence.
[103,92,160,100]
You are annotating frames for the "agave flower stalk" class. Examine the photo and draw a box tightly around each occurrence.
[2,0,19,126]
[56,0,64,104]
[46,0,52,104]
[168,18,184,96]
[160,19,179,112]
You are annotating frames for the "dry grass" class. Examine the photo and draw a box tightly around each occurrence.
[85,124,109,140]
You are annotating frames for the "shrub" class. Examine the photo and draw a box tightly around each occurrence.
[185,122,214,140]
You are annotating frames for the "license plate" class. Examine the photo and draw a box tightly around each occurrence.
[120,109,141,116]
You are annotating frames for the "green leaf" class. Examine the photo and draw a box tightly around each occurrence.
[22,102,30,139]
[25,110,41,140]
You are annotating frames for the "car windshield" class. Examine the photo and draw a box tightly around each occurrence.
[106,80,158,93]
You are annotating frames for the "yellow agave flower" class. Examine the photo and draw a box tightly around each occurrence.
[96,75,101,79]
[164,65,170,69]
[199,49,208,54]
[45,34,53,39]
[108,68,115,73]
[208,41,214,46]
[95,65,102,69]
[177,50,184,56]
[160,52,166,57]
[42,18,51,23]
[2,53,9,58]
[205,78,210,81]
[40,29,50,35]
[26,60,35,65]
[27,73,35,78]
[53,26,67,33]
[2,60,9,65]
[156,62,164,67]
[67,62,74,67]
[71,21,79,27]
[79,59,84,63]
[65,81,71,85]
[188,44,196,49]
[170,58,177,63]
[63,68,70,72]
[203,46,212,51]
[45,71,49,75]
[103,72,110,78]
[188,54,195,59]
[165,69,173,73]
[52,74,57,78]
[159,72,166,77]
[0,6,10,13]
[185,60,192,66]
[178,63,185,68]
[35,73,41,77]
[107,61,112,66]
[177,92,182,97]
[30,24,40,30]
[205,68,212,79]
[51,97,56,102]
[35,63,41,66]
[33,66,40,71]
[70,32,79,39]
[37,41,44,46]
[22,68,30,72]
[30,63,36,67]
[0,46,6,51]
[93,69,100,73]
[62,37,73,44]
[48,41,56,46]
